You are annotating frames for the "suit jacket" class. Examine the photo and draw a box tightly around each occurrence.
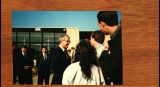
[51,46,71,84]
[36,53,51,73]
[13,48,18,73]
[99,26,122,85]
[16,52,34,74]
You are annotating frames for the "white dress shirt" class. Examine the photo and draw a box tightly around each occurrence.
[42,53,47,60]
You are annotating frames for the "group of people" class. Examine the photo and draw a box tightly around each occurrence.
[13,11,122,85]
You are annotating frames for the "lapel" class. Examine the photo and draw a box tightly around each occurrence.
[42,54,49,62]
[58,47,67,59]
[57,47,70,63]
[46,54,49,62]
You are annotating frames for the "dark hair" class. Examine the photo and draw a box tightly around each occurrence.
[73,40,97,81]
[97,11,118,26]
[12,41,17,47]
[67,49,71,52]
[71,47,75,49]
[91,30,105,44]
[21,45,27,49]
[41,47,48,50]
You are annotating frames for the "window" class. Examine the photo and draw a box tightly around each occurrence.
[17,32,29,42]
[43,33,54,42]
[55,33,65,42]
[17,43,29,48]
[12,32,16,42]
[30,32,42,42]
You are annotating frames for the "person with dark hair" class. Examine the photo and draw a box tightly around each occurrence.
[69,47,76,63]
[67,49,71,55]
[62,40,105,85]
[16,45,34,85]
[36,47,51,85]
[97,11,122,85]
[51,35,71,85]
[90,30,105,65]
[12,41,18,84]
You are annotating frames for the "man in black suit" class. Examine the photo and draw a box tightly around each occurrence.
[36,47,51,85]
[12,41,18,84]
[51,35,71,85]
[97,11,122,85]
[16,45,34,85]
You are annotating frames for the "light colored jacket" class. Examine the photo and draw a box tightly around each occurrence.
[62,62,105,85]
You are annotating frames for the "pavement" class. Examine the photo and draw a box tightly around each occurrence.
[15,74,54,85]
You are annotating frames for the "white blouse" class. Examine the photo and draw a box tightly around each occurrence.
[62,62,105,85]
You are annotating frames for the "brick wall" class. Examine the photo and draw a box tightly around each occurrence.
[66,28,79,49]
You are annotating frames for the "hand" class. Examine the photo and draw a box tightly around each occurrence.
[102,46,109,51]
[24,66,31,69]
[111,82,114,85]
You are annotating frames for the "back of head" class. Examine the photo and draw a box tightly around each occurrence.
[91,30,105,44]
[74,40,97,81]
[97,11,118,26]
[74,40,97,63]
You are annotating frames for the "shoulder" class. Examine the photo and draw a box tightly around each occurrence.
[69,62,79,68]
[63,62,80,78]
[37,54,42,57]
[65,62,80,71]
[90,64,99,74]
[53,47,63,53]
[17,52,23,56]
[91,64,98,70]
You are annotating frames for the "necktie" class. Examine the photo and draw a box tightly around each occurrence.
[64,50,68,60]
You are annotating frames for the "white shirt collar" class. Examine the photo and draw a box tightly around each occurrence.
[22,52,26,54]
[42,53,47,56]
[59,45,65,52]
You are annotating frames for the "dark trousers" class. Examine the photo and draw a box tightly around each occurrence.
[13,68,17,84]
[51,74,62,85]
[38,71,50,85]
[18,69,33,85]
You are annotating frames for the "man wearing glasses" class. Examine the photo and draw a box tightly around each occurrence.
[51,35,71,85]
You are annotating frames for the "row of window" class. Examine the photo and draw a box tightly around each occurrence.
[12,32,65,42]
[12,32,65,54]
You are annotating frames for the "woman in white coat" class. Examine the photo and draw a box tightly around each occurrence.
[62,40,105,85]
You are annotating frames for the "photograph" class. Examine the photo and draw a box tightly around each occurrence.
[1,0,158,87]
[12,11,122,85]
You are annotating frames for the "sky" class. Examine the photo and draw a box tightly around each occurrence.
[12,11,122,31]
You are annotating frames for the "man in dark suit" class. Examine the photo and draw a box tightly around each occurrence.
[16,45,34,85]
[51,35,71,85]
[97,11,122,85]
[12,41,18,84]
[36,47,51,85]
